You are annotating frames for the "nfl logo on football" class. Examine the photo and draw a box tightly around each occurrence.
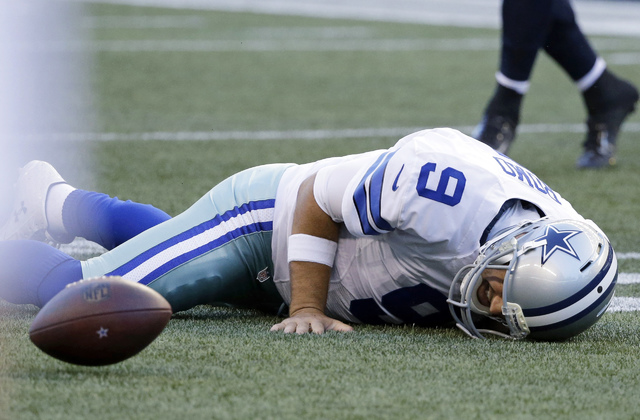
[83,283,112,303]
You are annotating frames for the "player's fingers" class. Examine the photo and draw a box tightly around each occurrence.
[329,321,354,332]
[284,322,299,334]
[295,321,312,334]
[270,320,298,333]
[309,319,326,334]
[270,315,349,334]
[269,322,284,332]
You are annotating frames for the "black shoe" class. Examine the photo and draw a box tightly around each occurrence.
[472,114,517,155]
[575,115,624,169]
[577,74,639,169]
[576,98,638,169]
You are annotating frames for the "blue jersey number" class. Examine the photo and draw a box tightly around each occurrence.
[349,284,452,327]
[416,163,466,206]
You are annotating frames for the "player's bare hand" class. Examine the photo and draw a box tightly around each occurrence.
[270,310,353,334]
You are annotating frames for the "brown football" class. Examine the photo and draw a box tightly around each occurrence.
[29,276,172,366]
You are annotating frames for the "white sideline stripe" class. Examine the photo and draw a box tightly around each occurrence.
[33,122,640,142]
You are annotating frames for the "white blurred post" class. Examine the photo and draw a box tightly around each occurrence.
[0,0,94,221]
[0,1,93,399]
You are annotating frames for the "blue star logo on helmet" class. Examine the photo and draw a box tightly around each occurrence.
[536,225,582,265]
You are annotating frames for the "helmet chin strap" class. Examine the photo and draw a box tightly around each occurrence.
[496,237,532,339]
[502,302,529,339]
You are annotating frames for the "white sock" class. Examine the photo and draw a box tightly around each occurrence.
[577,57,606,91]
[496,72,530,95]
[45,183,76,236]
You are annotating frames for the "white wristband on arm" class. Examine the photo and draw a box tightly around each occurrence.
[287,234,338,267]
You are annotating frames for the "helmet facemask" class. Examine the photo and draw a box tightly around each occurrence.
[448,234,529,339]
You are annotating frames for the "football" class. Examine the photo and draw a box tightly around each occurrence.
[29,276,172,366]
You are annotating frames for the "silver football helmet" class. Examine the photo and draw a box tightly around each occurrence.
[447,217,618,340]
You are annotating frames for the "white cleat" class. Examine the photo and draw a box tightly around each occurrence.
[0,161,69,243]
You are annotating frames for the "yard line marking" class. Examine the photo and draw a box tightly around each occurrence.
[40,127,431,142]
[82,15,207,29]
[617,252,640,260]
[618,273,640,285]
[86,38,500,52]
[608,53,640,65]
[34,122,640,142]
[244,26,376,39]
[516,122,640,134]
[77,38,640,55]
[608,297,640,313]
[68,38,640,65]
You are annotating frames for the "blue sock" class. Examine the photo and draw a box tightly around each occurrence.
[0,240,82,307]
[63,190,171,250]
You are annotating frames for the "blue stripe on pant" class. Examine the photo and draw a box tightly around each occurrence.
[81,164,293,313]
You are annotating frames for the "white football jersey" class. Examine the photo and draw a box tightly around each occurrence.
[271,128,583,326]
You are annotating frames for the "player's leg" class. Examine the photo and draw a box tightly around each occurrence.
[0,240,81,307]
[0,159,170,307]
[0,164,291,312]
[473,0,553,154]
[61,189,171,249]
[541,0,597,83]
[0,160,171,249]
[80,164,293,313]
[542,0,639,168]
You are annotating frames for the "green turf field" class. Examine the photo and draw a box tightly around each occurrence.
[2,3,640,419]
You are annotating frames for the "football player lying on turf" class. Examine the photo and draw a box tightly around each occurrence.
[0,128,618,340]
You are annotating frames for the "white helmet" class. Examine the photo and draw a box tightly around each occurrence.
[447,217,617,340]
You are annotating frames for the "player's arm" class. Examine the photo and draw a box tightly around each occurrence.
[270,174,353,334]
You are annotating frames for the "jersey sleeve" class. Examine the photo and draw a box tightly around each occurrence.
[313,150,385,224]
[331,140,420,238]
[313,134,439,238]
[342,149,407,236]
